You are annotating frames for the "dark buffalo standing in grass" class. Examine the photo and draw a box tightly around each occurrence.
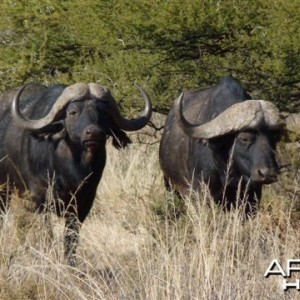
[159,76,283,216]
[0,82,152,265]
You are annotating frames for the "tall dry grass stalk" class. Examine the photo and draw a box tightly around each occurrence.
[0,136,299,299]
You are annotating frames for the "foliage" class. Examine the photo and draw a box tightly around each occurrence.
[0,0,300,113]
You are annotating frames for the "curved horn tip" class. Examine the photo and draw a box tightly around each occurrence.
[177,92,184,105]
[12,82,90,131]
[175,91,195,132]
[174,91,185,109]
[11,84,39,129]
[109,83,153,131]
[133,82,152,110]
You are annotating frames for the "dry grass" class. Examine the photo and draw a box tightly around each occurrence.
[0,132,299,300]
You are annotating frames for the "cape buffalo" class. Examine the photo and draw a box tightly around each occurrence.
[159,76,283,216]
[0,82,152,265]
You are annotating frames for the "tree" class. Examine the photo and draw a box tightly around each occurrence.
[0,0,300,113]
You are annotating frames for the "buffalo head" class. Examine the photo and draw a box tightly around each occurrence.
[12,82,151,154]
[175,93,283,186]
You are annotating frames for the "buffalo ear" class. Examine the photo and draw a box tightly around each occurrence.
[110,128,132,149]
[31,121,66,141]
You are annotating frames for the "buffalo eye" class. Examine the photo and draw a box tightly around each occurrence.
[237,132,256,145]
[68,110,78,116]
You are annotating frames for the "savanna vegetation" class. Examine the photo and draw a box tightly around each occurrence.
[0,126,299,299]
[0,1,300,299]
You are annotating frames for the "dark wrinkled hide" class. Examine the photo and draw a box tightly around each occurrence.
[159,77,281,216]
[0,83,132,266]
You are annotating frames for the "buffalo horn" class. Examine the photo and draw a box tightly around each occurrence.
[12,83,89,130]
[88,82,152,131]
[175,92,282,139]
[12,82,152,132]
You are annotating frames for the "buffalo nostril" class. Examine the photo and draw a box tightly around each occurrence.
[86,129,91,135]
[84,126,105,141]
[255,167,278,183]
[258,168,267,179]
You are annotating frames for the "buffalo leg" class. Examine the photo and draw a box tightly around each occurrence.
[64,212,81,267]
[0,192,9,215]
[164,177,172,192]
[31,192,55,245]
[0,181,11,225]
[244,192,260,218]
[42,211,54,245]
